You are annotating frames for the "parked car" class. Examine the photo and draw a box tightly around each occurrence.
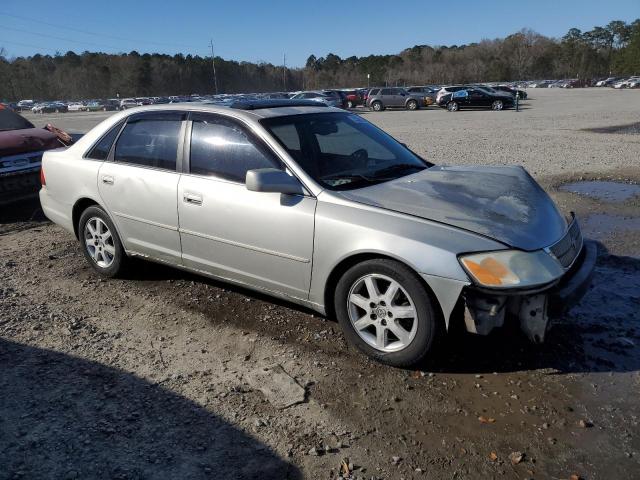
[289,91,342,108]
[16,100,35,112]
[406,86,438,104]
[32,102,68,114]
[613,76,640,89]
[0,105,73,203]
[343,90,366,109]
[435,85,467,104]
[438,87,515,111]
[366,87,426,111]
[119,98,138,110]
[595,77,623,87]
[67,102,86,112]
[492,85,528,99]
[38,99,596,366]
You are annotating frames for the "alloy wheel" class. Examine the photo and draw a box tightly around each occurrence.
[347,274,418,352]
[84,217,116,268]
[492,100,503,110]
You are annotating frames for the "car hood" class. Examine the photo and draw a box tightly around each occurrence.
[334,165,568,251]
[0,128,60,157]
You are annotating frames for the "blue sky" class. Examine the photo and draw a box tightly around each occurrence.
[1,0,638,66]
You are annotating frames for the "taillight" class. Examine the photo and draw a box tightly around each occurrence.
[40,168,46,186]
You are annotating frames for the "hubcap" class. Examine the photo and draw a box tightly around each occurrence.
[347,274,418,352]
[84,217,115,268]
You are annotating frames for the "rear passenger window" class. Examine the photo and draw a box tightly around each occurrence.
[190,115,280,182]
[381,89,392,95]
[86,121,123,160]
[114,114,183,170]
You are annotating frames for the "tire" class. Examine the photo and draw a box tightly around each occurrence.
[371,101,383,111]
[334,258,438,367]
[491,100,503,111]
[406,99,418,110]
[347,100,354,109]
[78,206,128,278]
[55,109,60,113]
[447,101,459,112]
[103,107,107,111]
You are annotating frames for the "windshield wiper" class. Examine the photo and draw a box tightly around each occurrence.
[372,163,425,178]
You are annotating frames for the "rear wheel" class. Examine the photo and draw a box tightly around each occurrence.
[491,100,503,110]
[371,101,383,111]
[406,99,418,110]
[347,100,354,109]
[447,101,459,112]
[78,206,128,278]
[334,259,438,367]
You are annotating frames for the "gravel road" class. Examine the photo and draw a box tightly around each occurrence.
[2,88,639,479]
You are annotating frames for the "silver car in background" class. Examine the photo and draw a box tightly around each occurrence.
[39,99,596,367]
[289,91,342,108]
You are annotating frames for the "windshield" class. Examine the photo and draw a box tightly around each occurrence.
[261,112,431,190]
[0,108,35,131]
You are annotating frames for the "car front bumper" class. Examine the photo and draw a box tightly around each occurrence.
[461,240,597,342]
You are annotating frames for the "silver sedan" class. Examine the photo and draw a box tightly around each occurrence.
[39,99,596,366]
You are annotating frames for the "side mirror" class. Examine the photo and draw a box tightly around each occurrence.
[246,168,305,195]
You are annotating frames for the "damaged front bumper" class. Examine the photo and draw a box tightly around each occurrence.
[461,240,597,343]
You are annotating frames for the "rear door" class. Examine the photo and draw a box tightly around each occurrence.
[177,112,316,299]
[98,111,185,263]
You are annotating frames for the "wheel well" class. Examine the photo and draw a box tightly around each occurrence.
[323,253,444,325]
[72,198,99,238]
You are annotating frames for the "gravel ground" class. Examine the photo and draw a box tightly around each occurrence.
[3,88,639,479]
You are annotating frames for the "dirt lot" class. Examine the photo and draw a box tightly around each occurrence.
[2,88,639,479]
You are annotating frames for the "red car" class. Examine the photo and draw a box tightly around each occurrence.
[344,89,368,109]
[0,105,72,203]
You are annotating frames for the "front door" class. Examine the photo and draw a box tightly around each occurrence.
[98,111,186,262]
[177,113,316,299]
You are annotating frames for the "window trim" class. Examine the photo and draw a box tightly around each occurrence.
[184,112,284,185]
[83,120,126,161]
[108,111,187,173]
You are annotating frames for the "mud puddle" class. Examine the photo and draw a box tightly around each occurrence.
[582,122,640,134]
[560,180,640,202]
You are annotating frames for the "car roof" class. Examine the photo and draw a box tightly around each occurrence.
[90,102,341,121]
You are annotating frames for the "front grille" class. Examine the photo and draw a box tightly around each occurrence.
[549,219,583,269]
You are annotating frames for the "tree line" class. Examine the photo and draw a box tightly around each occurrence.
[1,19,638,101]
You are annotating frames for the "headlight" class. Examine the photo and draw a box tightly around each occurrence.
[459,249,564,288]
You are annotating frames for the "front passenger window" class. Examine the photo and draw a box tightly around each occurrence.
[190,116,280,182]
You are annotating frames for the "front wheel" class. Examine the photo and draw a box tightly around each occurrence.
[78,206,128,278]
[491,100,503,110]
[347,100,354,109]
[334,259,438,367]
[406,99,418,110]
[371,101,383,111]
[447,101,459,112]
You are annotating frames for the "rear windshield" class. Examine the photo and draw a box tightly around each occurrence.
[0,108,35,131]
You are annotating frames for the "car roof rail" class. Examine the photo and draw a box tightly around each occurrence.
[229,99,328,110]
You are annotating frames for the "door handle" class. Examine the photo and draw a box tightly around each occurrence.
[102,175,114,185]
[183,192,203,206]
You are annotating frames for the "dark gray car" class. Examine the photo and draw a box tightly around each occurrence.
[366,87,425,111]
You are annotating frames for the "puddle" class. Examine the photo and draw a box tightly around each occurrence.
[583,122,640,134]
[560,181,640,202]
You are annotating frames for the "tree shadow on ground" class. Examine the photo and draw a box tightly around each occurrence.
[0,338,301,480]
